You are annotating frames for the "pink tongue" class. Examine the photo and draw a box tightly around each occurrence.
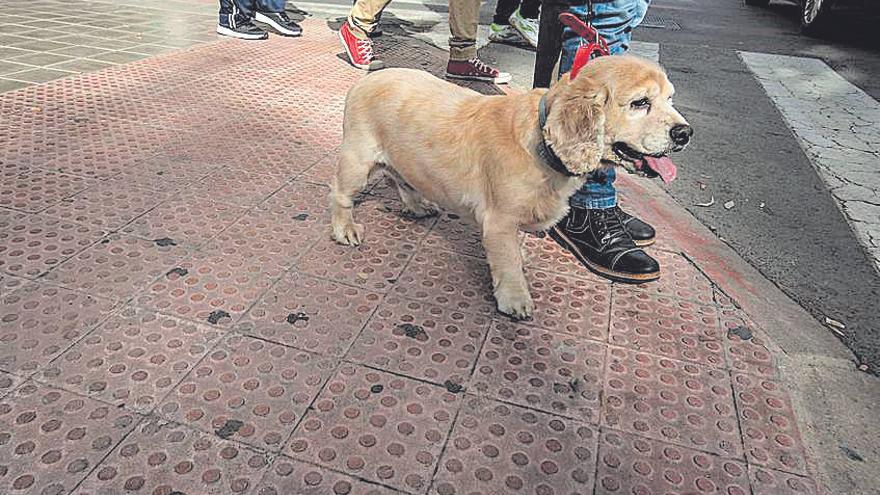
[643,156,677,184]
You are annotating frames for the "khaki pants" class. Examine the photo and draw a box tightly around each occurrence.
[348,0,479,60]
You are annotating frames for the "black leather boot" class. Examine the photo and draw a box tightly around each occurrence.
[610,206,655,247]
[549,206,660,283]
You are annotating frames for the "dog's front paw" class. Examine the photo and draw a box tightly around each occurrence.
[331,222,365,246]
[495,286,534,320]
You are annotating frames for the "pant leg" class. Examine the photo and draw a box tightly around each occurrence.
[220,0,258,24]
[520,0,540,19]
[448,0,479,61]
[571,167,617,209]
[255,0,286,13]
[493,0,521,25]
[532,0,567,88]
[349,0,394,33]
[559,0,649,74]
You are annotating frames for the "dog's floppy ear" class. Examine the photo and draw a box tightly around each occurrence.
[542,74,608,175]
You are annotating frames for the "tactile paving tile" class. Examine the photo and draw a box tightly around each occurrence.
[158,334,336,452]
[287,365,459,493]
[392,248,496,315]
[522,233,612,284]
[176,169,288,207]
[351,197,437,244]
[299,235,418,293]
[0,282,117,375]
[749,465,818,495]
[526,270,612,340]
[0,382,139,495]
[43,233,189,302]
[733,373,809,475]
[0,168,94,213]
[595,429,751,495]
[609,288,725,368]
[0,212,106,278]
[432,396,598,495]
[633,250,715,305]
[201,182,331,267]
[75,417,271,495]
[121,195,247,249]
[719,307,777,378]
[237,272,381,357]
[347,295,490,387]
[602,347,743,458]
[0,371,21,400]
[134,250,284,327]
[255,456,400,495]
[39,306,223,413]
[0,273,26,297]
[42,183,168,230]
[471,321,605,423]
[421,212,485,258]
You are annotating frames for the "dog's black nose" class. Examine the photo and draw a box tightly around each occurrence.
[670,124,693,146]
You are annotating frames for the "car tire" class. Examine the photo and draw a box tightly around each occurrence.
[744,0,770,6]
[801,0,833,36]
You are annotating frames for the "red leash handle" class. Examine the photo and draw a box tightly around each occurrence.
[558,12,610,79]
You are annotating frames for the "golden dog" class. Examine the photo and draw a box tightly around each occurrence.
[330,55,691,319]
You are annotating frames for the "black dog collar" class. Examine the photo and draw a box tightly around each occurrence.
[537,94,580,178]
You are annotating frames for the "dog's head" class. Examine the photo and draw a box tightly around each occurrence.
[543,55,691,182]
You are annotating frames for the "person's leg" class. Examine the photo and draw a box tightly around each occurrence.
[349,0,394,34]
[254,0,302,36]
[520,0,540,19]
[509,0,540,47]
[533,0,566,88]
[339,0,392,69]
[490,0,526,44]
[446,0,511,83]
[570,167,617,210]
[494,0,521,24]
[218,0,268,39]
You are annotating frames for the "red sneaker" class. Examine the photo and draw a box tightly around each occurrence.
[445,57,511,84]
[338,22,383,70]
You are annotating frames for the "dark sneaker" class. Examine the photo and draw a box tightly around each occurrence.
[611,206,656,247]
[548,206,660,283]
[217,16,269,40]
[254,11,303,37]
[446,58,511,84]
[338,21,384,70]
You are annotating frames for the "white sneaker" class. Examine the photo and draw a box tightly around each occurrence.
[509,8,539,48]
[488,23,524,44]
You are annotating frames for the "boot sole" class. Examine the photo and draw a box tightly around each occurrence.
[254,12,302,37]
[445,72,512,85]
[634,237,655,247]
[548,227,660,284]
[216,25,268,40]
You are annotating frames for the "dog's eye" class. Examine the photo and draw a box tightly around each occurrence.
[631,98,651,109]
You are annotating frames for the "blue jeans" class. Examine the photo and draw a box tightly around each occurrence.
[219,0,286,25]
[562,0,650,209]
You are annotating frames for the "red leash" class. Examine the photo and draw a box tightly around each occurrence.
[558,12,610,79]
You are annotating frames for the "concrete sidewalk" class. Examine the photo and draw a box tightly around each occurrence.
[1,13,877,495]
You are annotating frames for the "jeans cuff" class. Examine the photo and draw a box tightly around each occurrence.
[571,193,617,210]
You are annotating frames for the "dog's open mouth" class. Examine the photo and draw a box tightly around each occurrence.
[612,143,678,184]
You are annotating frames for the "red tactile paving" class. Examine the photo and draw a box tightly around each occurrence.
[472,321,605,423]
[421,213,485,258]
[256,456,401,495]
[0,382,139,495]
[0,168,94,213]
[134,250,284,327]
[610,288,725,368]
[0,282,118,375]
[749,465,818,495]
[352,197,437,244]
[42,183,169,230]
[433,396,598,495]
[720,307,777,378]
[602,346,743,459]
[733,373,810,475]
[202,182,331,267]
[347,295,491,388]
[75,417,272,495]
[300,235,418,293]
[287,365,459,494]
[392,248,496,315]
[43,233,190,302]
[633,250,715,306]
[237,272,381,357]
[527,270,612,340]
[0,273,26,297]
[0,212,106,278]
[176,168,289,207]
[158,334,336,452]
[0,371,21,400]
[108,153,216,192]
[595,429,751,495]
[121,196,247,249]
[39,306,223,413]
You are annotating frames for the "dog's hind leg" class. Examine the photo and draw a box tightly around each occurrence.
[330,144,376,246]
[385,169,439,219]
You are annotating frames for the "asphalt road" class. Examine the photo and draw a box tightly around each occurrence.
[636,0,880,370]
